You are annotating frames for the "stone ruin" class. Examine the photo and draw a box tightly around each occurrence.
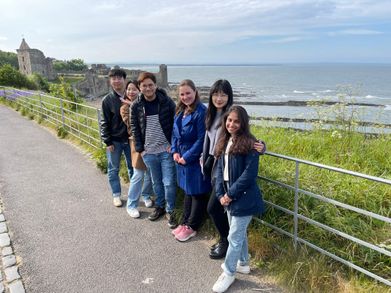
[75,64,169,99]
[17,38,56,80]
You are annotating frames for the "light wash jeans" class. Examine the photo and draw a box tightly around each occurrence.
[223,211,252,276]
[127,167,153,209]
[106,140,133,197]
[142,151,176,213]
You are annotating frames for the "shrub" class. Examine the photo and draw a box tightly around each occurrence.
[56,125,68,138]
[93,148,107,173]
[0,64,37,89]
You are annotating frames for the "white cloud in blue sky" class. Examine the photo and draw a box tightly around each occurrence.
[0,0,390,63]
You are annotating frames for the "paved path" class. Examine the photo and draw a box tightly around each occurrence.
[0,105,281,293]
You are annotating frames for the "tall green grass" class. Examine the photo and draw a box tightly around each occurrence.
[250,124,390,292]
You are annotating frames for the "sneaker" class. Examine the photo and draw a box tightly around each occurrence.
[113,197,122,207]
[148,207,165,221]
[127,208,140,218]
[166,212,178,229]
[221,262,250,275]
[212,272,235,293]
[144,198,153,208]
[175,226,196,242]
[236,262,250,274]
[171,224,185,236]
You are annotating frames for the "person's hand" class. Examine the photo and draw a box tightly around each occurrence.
[120,98,132,105]
[166,146,171,153]
[178,157,186,165]
[107,145,114,152]
[173,153,181,162]
[254,141,265,153]
[223,194,232,204]
[219,193,232,206]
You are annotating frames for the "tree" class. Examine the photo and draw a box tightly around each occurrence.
[0,64,37,89]
[53,59,88,72]
[0,50,19,69]
[29,73,50,92]
[68,59,88,71]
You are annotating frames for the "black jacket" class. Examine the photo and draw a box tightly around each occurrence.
[100,90,128,146]
[131,89,176,153]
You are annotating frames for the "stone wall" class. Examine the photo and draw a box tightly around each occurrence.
[75,64,169,99]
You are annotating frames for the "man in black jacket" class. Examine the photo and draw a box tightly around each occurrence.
[131,72,177,227]
[100,68,133,207]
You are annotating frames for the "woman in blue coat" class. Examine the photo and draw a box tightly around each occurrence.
[171,79,211,242]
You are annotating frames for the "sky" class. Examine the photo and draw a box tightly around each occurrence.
[1,0,391,64]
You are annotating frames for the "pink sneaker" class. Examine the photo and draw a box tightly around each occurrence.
[175,226,197,242]
[171,224,185,236]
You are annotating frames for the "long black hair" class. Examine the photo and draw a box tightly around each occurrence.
[215,105,255,157]
[205,79,234,130]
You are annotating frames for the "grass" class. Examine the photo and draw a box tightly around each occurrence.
[1,92,390,292]
[249,124,390,292]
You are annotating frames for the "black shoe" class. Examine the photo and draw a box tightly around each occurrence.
[166,211,178,229]
[210,238,227,251]
[148,207,165,221]
[209,241,228,259]
[210,242,219,251]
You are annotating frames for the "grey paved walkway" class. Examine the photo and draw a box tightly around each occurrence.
[0,105,281,293]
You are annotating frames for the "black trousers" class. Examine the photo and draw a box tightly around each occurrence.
[207,188,229,241]
[182,193,209,231]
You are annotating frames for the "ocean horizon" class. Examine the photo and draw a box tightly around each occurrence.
[115,63,391,133]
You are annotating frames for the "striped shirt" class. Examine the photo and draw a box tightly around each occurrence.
[144,99,170,154]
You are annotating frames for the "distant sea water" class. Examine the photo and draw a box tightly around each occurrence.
[120,64,391,132]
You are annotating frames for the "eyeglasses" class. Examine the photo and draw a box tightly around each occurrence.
[140,83,156,89]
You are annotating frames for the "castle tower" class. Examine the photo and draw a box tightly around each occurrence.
[16,38,55,80]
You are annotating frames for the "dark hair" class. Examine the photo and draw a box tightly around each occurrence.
[205,79,234,130]
[125,80,140,101]
[214,105,255,157]
[108,68,127,79]
[175,79,200,115]
[137,72,156,84]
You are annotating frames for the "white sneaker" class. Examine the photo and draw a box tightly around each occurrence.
[236,262,250,274]
[127,208,140,218]
[221,262,250,274]
[144,198,153,208]
[113,197,122,207]
[212,272,235,293]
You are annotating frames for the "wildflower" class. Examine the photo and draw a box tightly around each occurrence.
[331,130,342,139]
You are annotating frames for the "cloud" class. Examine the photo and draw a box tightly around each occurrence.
[262,36,307,44]
[328,29,384,36]
[0,0,390,62]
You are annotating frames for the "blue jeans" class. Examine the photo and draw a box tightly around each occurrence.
[142,151,176,213]
[223,211,252,276]
[106,140,133,197]
[127,167,153,209]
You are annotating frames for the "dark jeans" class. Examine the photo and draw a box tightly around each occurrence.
[182,193,208,231]
[207,188,229,240]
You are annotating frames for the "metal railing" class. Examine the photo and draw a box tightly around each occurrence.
[0,87,102,149]
[256,152,391,287]
[1,86,390,287]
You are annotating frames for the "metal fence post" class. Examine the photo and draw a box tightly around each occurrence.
[293,161,299,250]
[96,108,103,147]
[60,97,65,127]
[39,94,43,117]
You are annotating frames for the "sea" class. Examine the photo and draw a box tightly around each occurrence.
[120,64,391,133]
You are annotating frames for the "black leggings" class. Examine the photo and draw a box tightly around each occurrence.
[207,188,229,240]
[182,193,209,231]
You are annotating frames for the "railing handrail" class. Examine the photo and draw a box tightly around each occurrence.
[265,151,391,185]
